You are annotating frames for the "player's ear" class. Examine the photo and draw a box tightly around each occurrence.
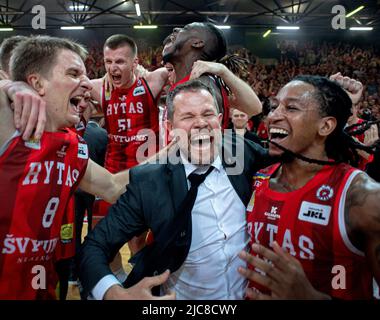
[191,39,205,49]
[319,116,337,137]
[133,56,139,69]
[26,73,45,96]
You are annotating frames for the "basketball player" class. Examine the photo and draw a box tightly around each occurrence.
[87,35,171,266]
[239,75,380,299]
[162,22,263,128]
[0,35,173,300]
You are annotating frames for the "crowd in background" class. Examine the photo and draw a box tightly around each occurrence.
[85,40,380,123]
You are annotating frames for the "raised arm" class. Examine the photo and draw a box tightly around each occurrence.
[0,88,16,147]
[144,67,169,99]
[190,60,262,117]
[90,78,104,104]
[0,80,46,140]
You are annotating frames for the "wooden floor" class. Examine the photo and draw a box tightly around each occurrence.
[66,224,132,300]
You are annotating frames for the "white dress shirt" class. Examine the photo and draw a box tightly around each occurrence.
[91,156,248,300]
[162,156,248,299]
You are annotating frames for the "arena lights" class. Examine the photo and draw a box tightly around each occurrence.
[263,29,271,38]
[276,26,300,30]
[61,26,85,30]
[216,25,231,30]
[135,2,141,16]
[349,27,373,31]
[133,25,158,29]
[346,5,365,18]
[0,27,13,31]
[69,5,88,10]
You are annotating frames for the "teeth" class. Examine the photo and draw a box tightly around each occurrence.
[192,135,210,142]
[269,128,289,135]
[70,96,83,112]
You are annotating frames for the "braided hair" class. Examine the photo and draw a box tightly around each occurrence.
[197,23,251,95]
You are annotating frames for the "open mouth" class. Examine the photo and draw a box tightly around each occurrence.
[111,74,122,83]
[269,128,289,142]
[190,134,214,149]
[69,96,83,114]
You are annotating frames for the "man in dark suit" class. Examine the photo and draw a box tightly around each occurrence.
[79,80,270,300]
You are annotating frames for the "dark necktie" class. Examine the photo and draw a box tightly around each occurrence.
[183,166,216,217]
[124,165,215,289]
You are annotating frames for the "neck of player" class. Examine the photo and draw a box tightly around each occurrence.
[173,54,200,81]
[273,155,328,192]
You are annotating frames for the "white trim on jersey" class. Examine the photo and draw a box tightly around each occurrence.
[338,169,365,256]
[0,130,21,157]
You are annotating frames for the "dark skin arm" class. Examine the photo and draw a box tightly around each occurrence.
[345,173,380,283]
[238,172,380,299]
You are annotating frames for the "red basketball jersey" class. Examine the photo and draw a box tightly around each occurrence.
[102,78,159,172]
[55,119,89,261]
[246,163,373,299]
[0,130,88,299]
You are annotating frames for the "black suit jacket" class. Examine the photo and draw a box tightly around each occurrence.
[83,121,108,167]
[79,133,270,298]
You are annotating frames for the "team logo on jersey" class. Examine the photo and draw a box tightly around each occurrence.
[60,223,73,243]
[298,201,331,226]
[133,85,146,96]
[56,145,68,158]
[24,138,41,150]
[77,143,89,159]
[119,95,127,102]
[264,206,280,221]
[316,185,334,201]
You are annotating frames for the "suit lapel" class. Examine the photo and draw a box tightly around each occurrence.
[166,162,188,214]
[221,133,249,205]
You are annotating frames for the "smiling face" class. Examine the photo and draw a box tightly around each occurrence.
[37,49,92,131]
[267,80,334,158]
[103,44,137,88]
[167,88,222,165]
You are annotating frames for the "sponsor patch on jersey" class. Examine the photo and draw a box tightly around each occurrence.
[264,205,281,221]
[316,185,334,201]
[133,85,146,96]
[60,223,73,243]
[298,201,331,226]
[77,143,89,159]
[24,138,41,150]
[56,145,68,158]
